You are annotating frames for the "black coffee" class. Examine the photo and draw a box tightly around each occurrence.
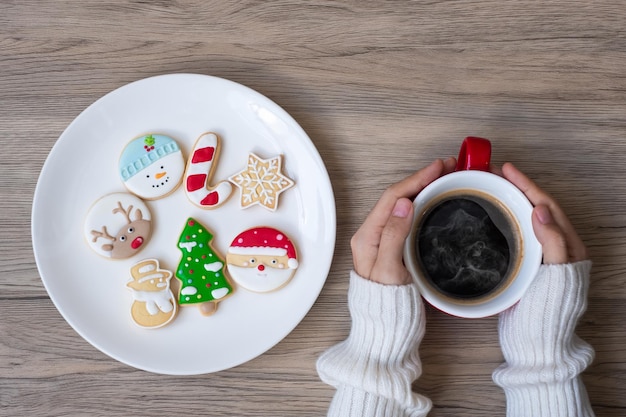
[415,193,519,299]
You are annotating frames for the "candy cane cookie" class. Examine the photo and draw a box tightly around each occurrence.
[184,132,233,209]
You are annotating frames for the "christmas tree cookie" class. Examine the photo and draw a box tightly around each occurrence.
[175,217,234,316]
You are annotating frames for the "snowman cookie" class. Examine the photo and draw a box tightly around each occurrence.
[84,192,152,259]
[126,259,178,329]
[226,227,299,293]
[119,133,185,200]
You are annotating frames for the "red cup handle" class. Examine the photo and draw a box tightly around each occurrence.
[456,136,491,171]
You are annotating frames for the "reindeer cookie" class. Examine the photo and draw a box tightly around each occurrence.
[126,259,177,329]
[84,192,152,259]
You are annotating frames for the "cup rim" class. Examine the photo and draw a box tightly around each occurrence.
[403,170,542,318]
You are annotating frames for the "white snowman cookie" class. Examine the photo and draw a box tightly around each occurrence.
[84,192,152,259]
[226,227,299,293]
[126,259,178,329]
[119,133,185,200]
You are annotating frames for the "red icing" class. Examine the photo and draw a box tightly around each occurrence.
[200,191,219,206]
[230,227,297,260]
[187,174,207,192]
[131,236,144,249]
[258,264,265,271]
[230,227,297,262]
[192,146,215,163]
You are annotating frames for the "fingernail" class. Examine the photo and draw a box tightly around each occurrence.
[392,199,412,218]
[535,205,553,225]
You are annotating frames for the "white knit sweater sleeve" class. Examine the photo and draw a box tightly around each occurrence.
[316,271,432,417]
[493,260,595,417]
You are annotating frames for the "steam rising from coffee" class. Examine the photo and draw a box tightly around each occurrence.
[417,197,514,299]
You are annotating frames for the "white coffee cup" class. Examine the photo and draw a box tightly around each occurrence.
[403,138,542,318]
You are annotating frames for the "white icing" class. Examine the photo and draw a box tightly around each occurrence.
[228,246,287,256]
[123,151,185,200]
[179,241,197,252]
[227,264,296,293]
[138,264,156,274]
[203,261,223,272]
[211,287,230,299]
[138,273,166,283]
[129,289,174,315]
[181,287,198,296]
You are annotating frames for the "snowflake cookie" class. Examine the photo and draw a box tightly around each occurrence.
[228,153,295,211]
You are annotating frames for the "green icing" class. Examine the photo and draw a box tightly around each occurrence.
[144,134,156,146]
[175,217,233,305]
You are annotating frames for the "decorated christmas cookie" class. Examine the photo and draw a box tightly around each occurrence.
[119,133,185,200]
[126,259,177,329]
[184,132,233,209]
[84,192,152,259]
[226,227,299,293]
[228,153,294,211]
[175,218,234,316]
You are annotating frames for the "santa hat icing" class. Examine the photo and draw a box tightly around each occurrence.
[229,227,299,269]
[119,134,181,181]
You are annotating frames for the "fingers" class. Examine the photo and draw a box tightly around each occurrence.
[365,159,446,229]
[369,198,414,285]
[352,157,456,280]
[502,162,588,263]
[532,205,569,264]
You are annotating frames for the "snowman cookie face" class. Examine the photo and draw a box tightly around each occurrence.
[119,134,185,200]
[84,193,152,259]
[226,227,299,293]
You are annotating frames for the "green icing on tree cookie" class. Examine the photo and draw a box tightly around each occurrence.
[175,217,233,307]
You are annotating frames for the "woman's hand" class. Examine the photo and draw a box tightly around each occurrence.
[501,162,588,264]
[350,158,457,285]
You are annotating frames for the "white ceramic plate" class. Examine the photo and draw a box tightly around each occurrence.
[32,74,336,375]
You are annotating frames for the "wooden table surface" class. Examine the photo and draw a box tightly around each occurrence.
[2,1,625,416]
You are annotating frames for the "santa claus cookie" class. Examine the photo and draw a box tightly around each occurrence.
[175,218,234,316]
[226,227,299,293]
[228,153,294,211]
[126,259,177,329]
[119,133,185,200]
[84,192,152,259]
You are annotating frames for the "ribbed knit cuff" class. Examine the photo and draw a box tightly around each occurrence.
[317,271,431,417]
[493,261,595,417]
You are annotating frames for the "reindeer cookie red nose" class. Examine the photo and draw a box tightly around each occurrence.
[131,236,144,249]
